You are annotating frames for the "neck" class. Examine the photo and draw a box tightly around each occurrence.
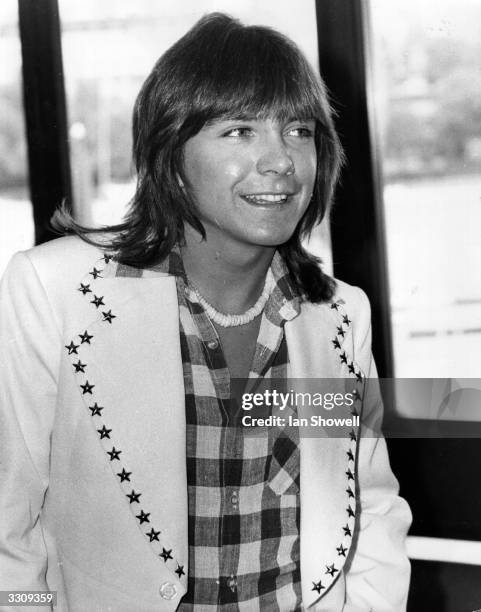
[181,225,275,314]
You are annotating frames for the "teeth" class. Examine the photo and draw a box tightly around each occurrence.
[244,194,288,204]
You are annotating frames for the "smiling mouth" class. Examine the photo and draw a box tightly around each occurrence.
[242,193,290,205]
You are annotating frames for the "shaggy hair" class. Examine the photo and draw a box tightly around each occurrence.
[53,12,344,301]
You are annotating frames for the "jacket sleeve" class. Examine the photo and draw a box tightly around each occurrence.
[344,288,412,612]
[0,252,59,594]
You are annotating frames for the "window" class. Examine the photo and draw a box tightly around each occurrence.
[0,2,34,275]
[370,0,481,381]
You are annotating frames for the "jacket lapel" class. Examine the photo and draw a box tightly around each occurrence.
[286,301,364,608]
[66,257,188,590]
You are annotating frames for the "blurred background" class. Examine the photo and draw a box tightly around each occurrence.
[1,1,481,609]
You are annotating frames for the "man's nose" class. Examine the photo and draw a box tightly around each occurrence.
[255,135,295,176]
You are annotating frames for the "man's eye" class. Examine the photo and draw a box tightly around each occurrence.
[223,127,254,137]
[286,126,314,138]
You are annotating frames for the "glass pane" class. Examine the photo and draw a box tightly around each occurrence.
[369,0,481,381]
[58,0,332,272]
[0,3,34,276]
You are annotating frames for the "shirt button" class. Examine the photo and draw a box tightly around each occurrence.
[226,574,238,592]
[230,491,239,507]
[207,340,219,350]
[159,582,177,600]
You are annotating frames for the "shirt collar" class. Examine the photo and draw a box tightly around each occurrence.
[158,247,301,325]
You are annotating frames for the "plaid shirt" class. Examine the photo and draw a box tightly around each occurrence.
[159,250,302,611]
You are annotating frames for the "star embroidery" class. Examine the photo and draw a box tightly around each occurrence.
[175,564,185,578]
[73,360,86,373]
[325,564,339,576]
[89,403,103,416]
[347,449,354,461]
[79,330,93,344]
[102,310,116,324]
[346,505,355,518]
[90,295,105,308]
[346,487,355,499]
[330,302,339,310]
[80,380,94,394]
[107,447,122,461]
[348,363,356,374]
[343,524,352,537]
[65,341,79,355]
[346,468,355,481]
[103,254,112,263]
[343,315,351,326]
[89,267,102,279]
[117,468,131,482]
[340,351,348,364]
[337,544,348,557]
[160,548,173,562]
[332,338,341,349]
[97,425,112,439]
[78,283,91,295]
[337,326,345,337]
[349,430,357,442]
[136,510,150,524]
[147,528,160,542]
[312,580,325,593]
[126,490,141,504]
[356,371,363,382]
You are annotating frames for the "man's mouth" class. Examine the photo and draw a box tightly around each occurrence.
[242,193,290,205]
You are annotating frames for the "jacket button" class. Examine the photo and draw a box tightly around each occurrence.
[159,582,177,600]
[207,340,218,350]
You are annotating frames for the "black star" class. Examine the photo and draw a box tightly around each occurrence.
[126,490,141,504]
[73,360,86,373]
[147,528,160,542]
[89,403,103,416]
[347,449,354,461]
[107,447,122,461]
[340,352,348,364]
[330,302,339,311]
[90,295,105,309]
[346,468,355,481]
[312,580,325,593]
[160,548,173,562]
[343,315,351,326]
[337,326,345,337]
[325,564,339,576]
[346,505,355,518]
[332,338,341,349]
[348,363,355,374]
[117,468,131,482]
[97,425,112,439]
[346,487,355,499]
[337,544,348,557]
[80,380,94,395]
[343,524,352,537]
[175,564,185,578]
[79,330,93,344]
[136,510,150,525]
[102,310,116,324]
[89,267,102,279]
[78,283,91,295]
[65,341,79,355]
[103,254,112,264]
[349,430,357,442]
[356,371,363,382]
